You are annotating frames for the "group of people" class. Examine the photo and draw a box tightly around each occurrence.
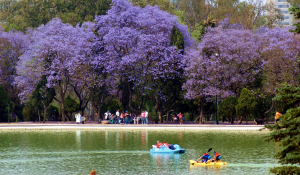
[155,141,175,150]
[197,151,222,164]
[104,109,149,125]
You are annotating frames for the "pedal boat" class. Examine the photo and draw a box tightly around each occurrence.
[173,144,185,153]
[189,159,228,166]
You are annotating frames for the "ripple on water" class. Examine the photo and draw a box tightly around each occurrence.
[0,130,277,175]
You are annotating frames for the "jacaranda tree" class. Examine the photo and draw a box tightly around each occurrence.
[184,18,265,102]
[15,18,95,122]
[92,0,191,116]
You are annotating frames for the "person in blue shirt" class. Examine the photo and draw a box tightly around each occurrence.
[197,152,211,163]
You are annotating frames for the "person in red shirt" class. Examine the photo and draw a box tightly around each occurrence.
[207,151,222,163]
[155,141,162,148]
[177,112,183,125]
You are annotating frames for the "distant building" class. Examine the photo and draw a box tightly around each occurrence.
[267,0,294,25]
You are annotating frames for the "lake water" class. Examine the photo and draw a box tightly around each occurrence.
[0,130,278,175]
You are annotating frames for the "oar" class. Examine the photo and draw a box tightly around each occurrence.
[194,148,212,162]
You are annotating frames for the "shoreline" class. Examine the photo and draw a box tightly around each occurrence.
[0,122,268,131]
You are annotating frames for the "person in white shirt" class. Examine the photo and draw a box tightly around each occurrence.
[145,110,149,124]
[75,113,81,124]
[104,110,111,120]
[116,110,120,124]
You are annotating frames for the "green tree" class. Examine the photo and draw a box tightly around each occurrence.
[31,75,56,123]
[0,85,9,122]
[0,0,112,31]
[235,88,257,124]
[170,25,185,53]
[218,96,238,124]
[63,95,80,121]
[289,3,300,34]
[22,98,38,121]
[265,85,300,174]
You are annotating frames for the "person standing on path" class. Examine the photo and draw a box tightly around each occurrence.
[275,111,282,124]
[141,111,146,124]
[145,110,149,124]
[125,111,130,125]
[177,112,183,125]
[75,113,81,124]
[120,111,125,124]
[116,109,120,124]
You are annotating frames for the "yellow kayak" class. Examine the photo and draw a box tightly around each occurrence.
[189,159,228,166]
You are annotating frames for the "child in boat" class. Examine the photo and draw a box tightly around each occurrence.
[155,141,163,148]
[207,151,221,163]
[197,152,211,163]
[163,141,176,150]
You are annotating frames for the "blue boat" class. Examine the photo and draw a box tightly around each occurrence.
[150,144,185,153]
[173,144,185,153]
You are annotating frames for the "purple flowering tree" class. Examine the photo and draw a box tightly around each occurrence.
[92,0,191,116]
[259,26,300,95]
[0,28,28,106]
[184,19,265,122]
[184,18,265,98]
[184,18,300,123]
[15,18,95,122]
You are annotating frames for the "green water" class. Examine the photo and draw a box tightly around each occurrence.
[0,130,278,175]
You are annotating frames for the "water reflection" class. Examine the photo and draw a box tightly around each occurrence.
[150,153,184,169]
[0,130,276,175]
[76,130,81,148]
[141,130,148,150]
[189,164,227,174]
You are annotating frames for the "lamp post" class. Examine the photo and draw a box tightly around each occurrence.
[214,95,218,124]
[214,53,219,125]
[8,100,10,124]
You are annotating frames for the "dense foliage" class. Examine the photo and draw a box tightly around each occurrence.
[265,85,300,174]
[0,0,297,124]
[235,88,257,124]
[217,97,238,124]
[0,0,112,31]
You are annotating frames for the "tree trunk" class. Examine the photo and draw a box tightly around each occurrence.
[230,116,234,124]
[238,116,243,124]
[166,107,170,124]
[154,98,159,123]
[97,106,101,122]
[61,97,66,122]
[199,105,204,124]
[193,105,203,124]
[128,83,142,114]
[43,108,47,123]
[159,108,163,123]
[38,108,41,123]
[264,100,274,124]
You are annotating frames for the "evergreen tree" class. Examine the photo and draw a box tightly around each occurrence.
[170,25,185,53]
[63,95,80,121]
[31,75,56,123]
[235,88,257,124]
[218,96,238,124]
[0,85,9,122]
[289,3,300,34]
[265,85,300,174]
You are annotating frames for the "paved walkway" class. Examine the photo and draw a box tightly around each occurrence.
[0,122,268,131]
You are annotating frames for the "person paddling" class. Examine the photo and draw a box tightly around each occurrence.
[207,151,221,163]
[197,152,211,163]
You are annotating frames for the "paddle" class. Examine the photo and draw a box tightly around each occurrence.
[194,148,212,162]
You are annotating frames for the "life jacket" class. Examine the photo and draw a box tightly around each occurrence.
[214,152,221,160]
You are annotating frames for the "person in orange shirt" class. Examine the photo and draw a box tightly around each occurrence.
[275,111,281,124]
[155,141,162,148]
[207,151,222,163]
